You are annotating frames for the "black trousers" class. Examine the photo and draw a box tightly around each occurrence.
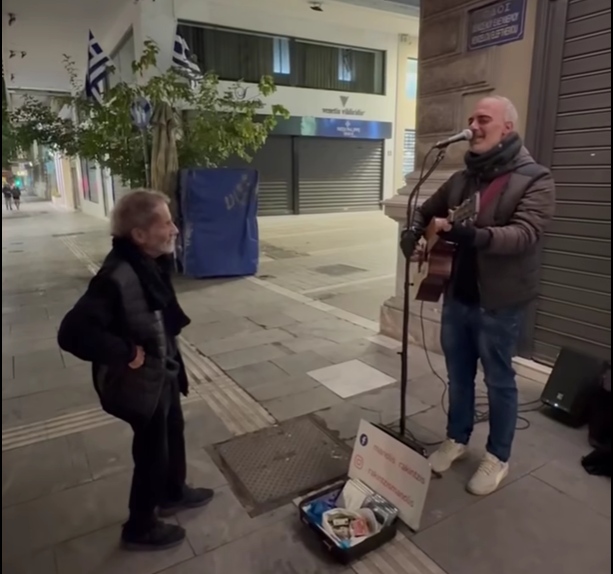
[128,377,187,529]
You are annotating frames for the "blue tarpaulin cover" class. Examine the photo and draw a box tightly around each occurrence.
[179,168,260,278]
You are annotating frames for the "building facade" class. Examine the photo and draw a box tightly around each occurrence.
[2,0,418,218]
[381,0,611,370]
[5,0,607,368]
[91,0,419,216]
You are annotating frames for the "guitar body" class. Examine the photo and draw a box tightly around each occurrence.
[410,193,480,303]
[413,239,455,302]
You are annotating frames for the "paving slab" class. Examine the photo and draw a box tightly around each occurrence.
[532,456,611,519]
[12,348,65,379]
[413,476,611,574]
[54,518,194,574]
[2,549,57,574]
[2,204,609,574]
[263,386,343,421]
[226,360,290,389]
[285,318,373,344]
[349,385,431,425]
[2,363,90,400]
[273,349,334,375]
[199,327,294,356]
[164,515,347,574]
[178,484,295,556]
[308,359,396,399]
[211,342,292,370]
[2,471,131,563]
[183,316,263,345]
[2,381,100,428]
[243,374,322,402]
[2,433,92,508]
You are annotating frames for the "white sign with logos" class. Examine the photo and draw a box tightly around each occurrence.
[349,420,432,531]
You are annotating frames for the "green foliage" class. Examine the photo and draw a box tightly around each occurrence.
[8,41,289,186]
[2,69,20,169]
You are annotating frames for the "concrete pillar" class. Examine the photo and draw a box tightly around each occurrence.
[132,0,178,77]
[392,34,419,194]
[380,0,538,352]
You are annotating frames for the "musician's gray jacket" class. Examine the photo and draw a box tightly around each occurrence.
[411,148,556,310]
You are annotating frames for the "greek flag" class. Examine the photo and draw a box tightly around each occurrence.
[85,30,111,104]
[172,31,202,78]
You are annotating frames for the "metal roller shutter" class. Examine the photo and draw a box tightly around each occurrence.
[297,138,383,213]
[532,0,611,364]
[223,136,293,215]
[403,129,416,176]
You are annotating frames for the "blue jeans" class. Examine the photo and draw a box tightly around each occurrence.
[440,299,525,462]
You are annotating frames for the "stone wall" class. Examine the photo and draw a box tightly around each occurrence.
[380,0,538,351]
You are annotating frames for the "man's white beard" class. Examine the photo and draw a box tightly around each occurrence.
[160,239,176,255]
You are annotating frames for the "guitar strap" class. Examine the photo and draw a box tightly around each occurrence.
[478,173,512,214]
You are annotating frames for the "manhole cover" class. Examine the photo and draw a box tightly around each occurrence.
[211,416,350,516]
[315,264,367,277]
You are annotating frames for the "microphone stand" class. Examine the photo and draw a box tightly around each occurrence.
[391,146,448,455]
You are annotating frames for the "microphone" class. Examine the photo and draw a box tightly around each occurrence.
[433,129,474,149]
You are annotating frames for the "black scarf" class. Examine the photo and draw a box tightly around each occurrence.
[112,237,191,337]
[464,132,523,181]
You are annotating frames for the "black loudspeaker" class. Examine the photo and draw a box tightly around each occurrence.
[540,348,608,427]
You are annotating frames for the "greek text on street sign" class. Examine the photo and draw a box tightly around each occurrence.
[468,0,527,52]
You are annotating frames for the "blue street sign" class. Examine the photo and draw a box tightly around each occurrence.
[130,97,153,130]
[467,0,527,52]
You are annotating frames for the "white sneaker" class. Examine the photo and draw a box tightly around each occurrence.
[428,439,468,473]
[467,453,509,496]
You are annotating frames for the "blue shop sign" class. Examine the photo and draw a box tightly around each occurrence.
[270,116,392,140]
[467,0,527,52]
[310,118,392,140]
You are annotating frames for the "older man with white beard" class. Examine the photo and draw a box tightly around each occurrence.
[58,190,213,551]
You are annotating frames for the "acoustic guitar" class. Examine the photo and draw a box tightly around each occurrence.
[410,194,480,303]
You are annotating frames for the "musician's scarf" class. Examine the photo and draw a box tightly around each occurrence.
[464,132,523,181]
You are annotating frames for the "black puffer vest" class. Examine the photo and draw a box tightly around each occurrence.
[93,252,174,424]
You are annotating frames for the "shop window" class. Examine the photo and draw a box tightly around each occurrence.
[403,129,416,175]
[405,58,418,100]
[273,37,291,75]
[179,23,385,95]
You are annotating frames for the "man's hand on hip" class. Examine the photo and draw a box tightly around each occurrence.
[129,346,146,369]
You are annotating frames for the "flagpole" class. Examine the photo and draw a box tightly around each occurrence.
[140,128,151,188]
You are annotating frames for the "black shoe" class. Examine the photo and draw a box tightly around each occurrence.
[158,486,215,517]
[121,520,186,551]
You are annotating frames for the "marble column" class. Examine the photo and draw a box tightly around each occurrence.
[380,0,539,352]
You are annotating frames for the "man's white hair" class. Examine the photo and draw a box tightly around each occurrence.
[110,189,169,238]
[488,95,519,125]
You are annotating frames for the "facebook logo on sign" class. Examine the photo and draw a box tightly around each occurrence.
[360,434,369,446]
